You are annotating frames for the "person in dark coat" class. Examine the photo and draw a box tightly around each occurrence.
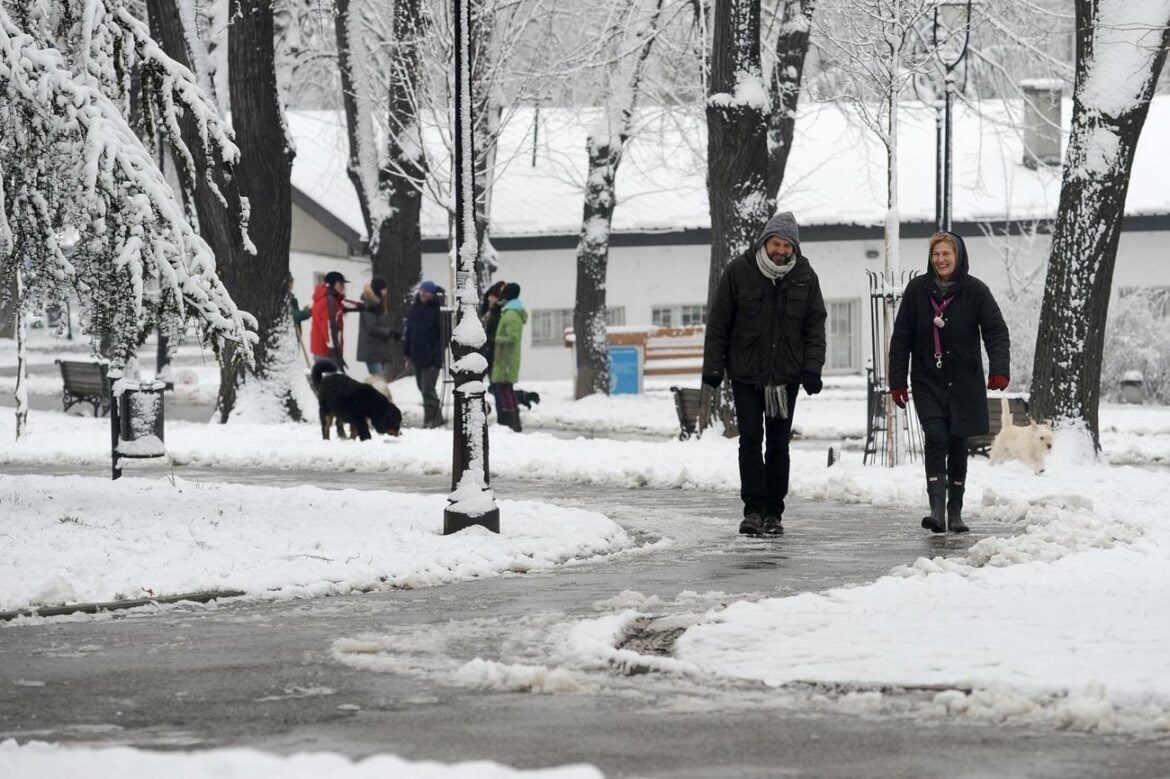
[889,231,1010,534]
[404,280,445,427]
[701,211,828,536]
[356,276,401,377]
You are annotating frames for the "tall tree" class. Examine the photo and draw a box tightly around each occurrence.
[572,0,667,400]
[705,0,770,308]
[209,0,297,422]
[335,0,424,380]
[1,2,255,435]
[1030,0,1170,450]
[765,0,816,203]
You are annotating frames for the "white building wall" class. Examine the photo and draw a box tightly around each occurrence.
[422,227,1170,384]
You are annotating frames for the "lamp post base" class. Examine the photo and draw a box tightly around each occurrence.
[443,506,500,535]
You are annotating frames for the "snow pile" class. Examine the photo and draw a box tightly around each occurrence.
[0,739,603,778]
[452,659,580,694]
[0,475,631,613]
[670,458,1170,732]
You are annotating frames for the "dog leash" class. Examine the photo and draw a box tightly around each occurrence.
[931,297,955,369]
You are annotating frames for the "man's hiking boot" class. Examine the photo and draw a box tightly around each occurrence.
[739,513,765,536]
[762,516,783,535]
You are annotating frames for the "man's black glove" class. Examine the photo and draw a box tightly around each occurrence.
[701,372,723,389]
[801,371,823,396]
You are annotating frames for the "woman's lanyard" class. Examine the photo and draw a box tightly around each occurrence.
[931,297,954,369]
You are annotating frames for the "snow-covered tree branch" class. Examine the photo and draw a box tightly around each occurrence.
[0,5,256,374]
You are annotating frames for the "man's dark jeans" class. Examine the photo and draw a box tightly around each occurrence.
[731,381,799,518]
[415,366,442,426]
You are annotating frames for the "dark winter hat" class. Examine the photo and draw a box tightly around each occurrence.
[757,211,801,256]
[324,271,349,285]
[419,280,439,294]
[371,276,388,294]
[502,282,521,300]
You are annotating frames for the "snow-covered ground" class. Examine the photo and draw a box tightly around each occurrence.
[0,740,602,778]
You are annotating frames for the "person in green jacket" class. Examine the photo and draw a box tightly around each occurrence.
[490,282,527,432]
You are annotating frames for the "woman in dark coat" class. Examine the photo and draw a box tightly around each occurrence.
[889,231,1010,534]
[356,277,400,377]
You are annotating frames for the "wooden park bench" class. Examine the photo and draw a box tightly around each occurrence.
[55,359,111,417]
[967,395,1030,456]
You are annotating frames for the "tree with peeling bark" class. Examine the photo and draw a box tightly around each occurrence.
[572,0,668,400]
[0,1,255,438]
[1030,0,1170,452]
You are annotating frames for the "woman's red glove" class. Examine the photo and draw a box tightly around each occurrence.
[987,374,1009,391]
[890,388,909,408]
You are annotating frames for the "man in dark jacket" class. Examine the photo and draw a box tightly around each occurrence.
[702,211,828,536]
[404,280,445,427]
[889,231,1010,533]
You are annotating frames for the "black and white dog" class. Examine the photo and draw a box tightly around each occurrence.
[310,360,402,440]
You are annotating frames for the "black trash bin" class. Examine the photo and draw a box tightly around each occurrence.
[110,375,166,480]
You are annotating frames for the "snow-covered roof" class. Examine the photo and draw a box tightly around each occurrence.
[286,96,1170,242]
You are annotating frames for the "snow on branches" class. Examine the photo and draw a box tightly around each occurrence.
[0,3,255,367]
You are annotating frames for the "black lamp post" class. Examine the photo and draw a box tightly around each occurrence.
[932,0,975,233]
[444,0,500,534]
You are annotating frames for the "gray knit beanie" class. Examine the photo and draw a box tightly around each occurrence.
[756,211,801,256]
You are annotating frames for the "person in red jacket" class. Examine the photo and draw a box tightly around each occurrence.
[310,271,363,371]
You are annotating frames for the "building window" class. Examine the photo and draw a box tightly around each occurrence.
[652,304,705,328]
[827,299,860,372]
[679,305,705,326]
[531,307,626,346]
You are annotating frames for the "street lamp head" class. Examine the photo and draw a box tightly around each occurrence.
[934,0,977,68]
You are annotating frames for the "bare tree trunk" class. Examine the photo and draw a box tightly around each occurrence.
[573,0,664,400]
[145,0,276,420]
[573,135,621,400]
[1030,0,1170,449]
[336,0,424,380]
[219,0,297,420]
[471,1,497,292]
[706,0,770,308]
[766,0,815,205]
[13,267,27,440]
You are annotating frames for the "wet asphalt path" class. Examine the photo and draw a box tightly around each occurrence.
[2,465,1169,777]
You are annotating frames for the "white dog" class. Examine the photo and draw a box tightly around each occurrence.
[988,396,1053,472]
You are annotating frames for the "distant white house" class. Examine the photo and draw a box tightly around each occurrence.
[286,94,1170,382]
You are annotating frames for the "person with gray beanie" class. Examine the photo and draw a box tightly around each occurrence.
[701,211,828,536]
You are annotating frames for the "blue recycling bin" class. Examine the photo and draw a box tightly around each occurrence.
[608,346,642,394]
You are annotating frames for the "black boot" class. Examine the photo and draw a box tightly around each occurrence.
[509,410,522,433]
[921,475,947,533]
[947,479,969,533]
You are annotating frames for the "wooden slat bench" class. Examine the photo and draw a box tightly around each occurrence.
[55,359,111,417]
[967,396,1030,456]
